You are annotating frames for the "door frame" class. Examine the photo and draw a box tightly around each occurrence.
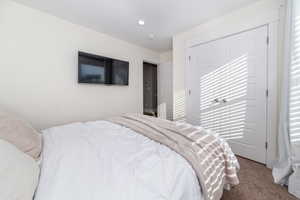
[185,22,279,168]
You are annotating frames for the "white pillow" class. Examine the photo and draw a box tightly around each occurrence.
[0,139,40,200]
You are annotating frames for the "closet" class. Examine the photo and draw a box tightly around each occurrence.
[186,26,269,163]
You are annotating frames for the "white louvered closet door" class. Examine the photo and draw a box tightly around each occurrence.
[186,26,268,163]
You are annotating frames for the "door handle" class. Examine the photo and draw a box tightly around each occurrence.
[212,98,220,103]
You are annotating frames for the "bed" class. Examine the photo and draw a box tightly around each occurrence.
[34,114,239,200]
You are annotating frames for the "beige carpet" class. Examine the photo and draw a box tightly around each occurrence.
[222,157,299,200]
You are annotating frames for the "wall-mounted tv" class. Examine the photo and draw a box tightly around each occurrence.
[78,51,129,85]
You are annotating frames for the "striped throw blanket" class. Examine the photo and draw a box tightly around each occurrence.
[109,114,239,200]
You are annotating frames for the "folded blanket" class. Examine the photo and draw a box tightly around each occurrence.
[109,114,239,200]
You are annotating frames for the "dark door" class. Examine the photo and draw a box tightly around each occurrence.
[143,62,157,117]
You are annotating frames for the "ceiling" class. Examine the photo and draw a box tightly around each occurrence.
[13,0,261,52]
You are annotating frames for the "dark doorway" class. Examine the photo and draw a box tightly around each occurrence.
[143,62,158,117]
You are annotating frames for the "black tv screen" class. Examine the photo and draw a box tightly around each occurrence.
[78,51,129,85]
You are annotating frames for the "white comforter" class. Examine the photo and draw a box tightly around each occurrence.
[35,121,205,200]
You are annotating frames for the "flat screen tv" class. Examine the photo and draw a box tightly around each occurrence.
[78,51,129,85]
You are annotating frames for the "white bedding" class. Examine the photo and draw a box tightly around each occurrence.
[35,121,219,200]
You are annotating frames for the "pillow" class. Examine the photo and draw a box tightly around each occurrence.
[0,111,42,160]
[0,139,40,200]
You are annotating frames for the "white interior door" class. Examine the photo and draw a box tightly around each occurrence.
[186,26,268,164]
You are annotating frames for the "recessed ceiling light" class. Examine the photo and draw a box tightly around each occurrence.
[138,20,145,26]
[149,34,155,40]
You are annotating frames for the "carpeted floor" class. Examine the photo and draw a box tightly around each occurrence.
[222,157,299,200]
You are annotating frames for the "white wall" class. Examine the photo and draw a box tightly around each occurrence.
[158,51,173,120]
[159,51,173,63]
[172,0,285,167]
[0,0,160,130]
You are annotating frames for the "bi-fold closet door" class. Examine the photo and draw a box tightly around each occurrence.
[186,26,268,164]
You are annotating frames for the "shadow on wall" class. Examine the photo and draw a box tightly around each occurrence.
[174,53,249,142]
[173,90,186,122]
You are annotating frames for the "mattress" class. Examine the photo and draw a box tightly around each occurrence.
[34,121,203,200]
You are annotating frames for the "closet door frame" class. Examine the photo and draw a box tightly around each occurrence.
[185,21,279,168]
